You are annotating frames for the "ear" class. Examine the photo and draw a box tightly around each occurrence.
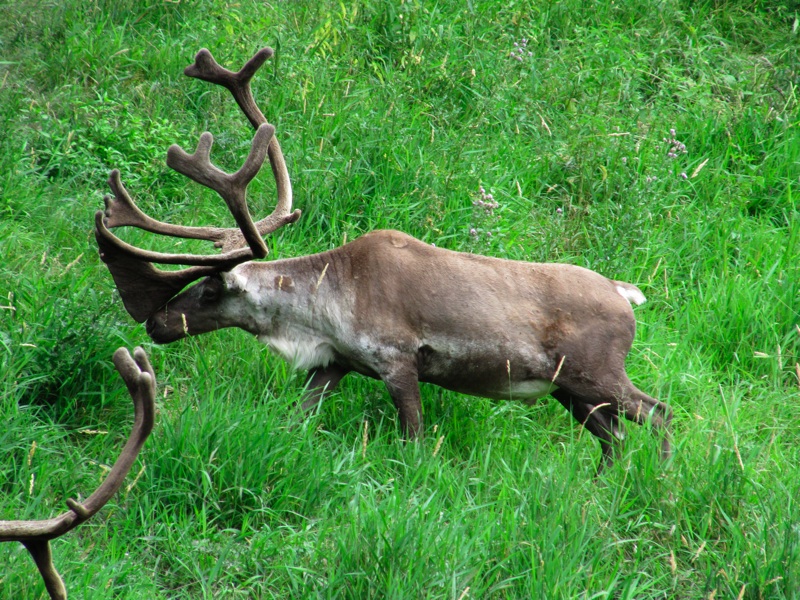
[95,212,219,322]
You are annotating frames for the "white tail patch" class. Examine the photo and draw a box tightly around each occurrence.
[615,283,646,306]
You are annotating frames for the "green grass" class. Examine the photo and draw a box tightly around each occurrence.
[1,0,799,597]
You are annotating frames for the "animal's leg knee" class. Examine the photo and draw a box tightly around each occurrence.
[620,386,672,462]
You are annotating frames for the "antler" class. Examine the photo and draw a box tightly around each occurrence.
[184,48,294,232]
[96,47,300,322]
[0,347,156,600]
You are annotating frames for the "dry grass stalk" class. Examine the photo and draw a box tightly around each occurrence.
[432,435,444,458]
[552,355,566,383]
[315,263,330,290]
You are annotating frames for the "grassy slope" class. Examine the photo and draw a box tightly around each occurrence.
[1,0,799,598]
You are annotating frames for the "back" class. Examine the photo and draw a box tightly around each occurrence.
[347,230,632,336]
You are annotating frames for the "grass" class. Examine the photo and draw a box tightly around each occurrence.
[1,0,799,597]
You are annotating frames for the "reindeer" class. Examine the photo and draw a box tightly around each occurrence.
[95,48,672,473]
[0,348,156,600]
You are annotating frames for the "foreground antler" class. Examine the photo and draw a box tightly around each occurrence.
[0,347,156,600]
[95,47,300,322]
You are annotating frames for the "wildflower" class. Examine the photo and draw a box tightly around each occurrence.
[556,207,563,215]
[510,37,533,62]
[663,128,687,160]
[473,185,499,212]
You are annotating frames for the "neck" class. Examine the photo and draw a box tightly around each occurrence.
[230,253,350,369]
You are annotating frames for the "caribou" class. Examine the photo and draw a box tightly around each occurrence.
[95,47,671,472]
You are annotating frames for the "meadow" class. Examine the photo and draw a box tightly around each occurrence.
[1,0,799,597]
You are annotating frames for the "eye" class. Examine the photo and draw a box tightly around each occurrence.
[199,278,223,302]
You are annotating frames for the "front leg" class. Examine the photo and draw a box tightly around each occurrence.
[300,364,350,412]
[381,361,423,439]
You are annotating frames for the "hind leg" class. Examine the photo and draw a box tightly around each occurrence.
[551,389,625,474]
[615,381,672,462]
[562,374,672,464]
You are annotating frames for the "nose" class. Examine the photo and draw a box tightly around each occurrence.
[145,316,170,344]
[144,313,184,344]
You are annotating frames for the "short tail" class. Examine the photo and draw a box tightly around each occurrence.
[614,281,646,306]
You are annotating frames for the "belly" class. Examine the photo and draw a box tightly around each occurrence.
[503,379,558,403]
[416,341,557,402]
[421,370,557,402]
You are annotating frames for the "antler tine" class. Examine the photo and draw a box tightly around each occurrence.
[102,120,299,261]
[0,347,156,600]
[95,211,252,267]
[185,47,272,130]
[71,348,155,516]
[103,169,230,247]
[166,123,276,259]
[184,47,298,244]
